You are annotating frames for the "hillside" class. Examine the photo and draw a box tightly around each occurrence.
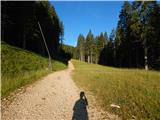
[1,42,67,97]
[72,59,160,119]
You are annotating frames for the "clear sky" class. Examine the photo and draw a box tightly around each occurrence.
[50,1,124,47]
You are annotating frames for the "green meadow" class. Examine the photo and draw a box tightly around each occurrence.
[1,42,67,97]
[72,59,160,119]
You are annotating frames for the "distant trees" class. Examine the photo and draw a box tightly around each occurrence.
[99,29,115,66]
[96,32,108,64]
[85,30,94,63]
[2,1,64,59]
[76,31,109,64]
[75,1,160,70]
[60,44,77,60]
[77,34,85,61]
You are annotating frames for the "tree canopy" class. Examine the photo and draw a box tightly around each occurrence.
[2,1,64,60]
[75,1,160,70]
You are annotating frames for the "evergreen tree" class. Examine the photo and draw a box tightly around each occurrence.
[2,1,65,61]
[99,29,115,66]
[74,1,160,70]
[115,1,160,69]
[115,1,135,67]
[140,1,160,69]
[85,30,94,63]
[77,34,85,61]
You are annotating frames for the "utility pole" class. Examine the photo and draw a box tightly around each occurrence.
[38,21,52,71]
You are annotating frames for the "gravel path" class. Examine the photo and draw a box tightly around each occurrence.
[2,61,120,120]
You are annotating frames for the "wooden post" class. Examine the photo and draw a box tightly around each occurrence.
[38,21,52,71]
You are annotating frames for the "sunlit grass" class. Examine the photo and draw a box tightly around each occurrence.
[72,59,160,119]
[1,42,67,97]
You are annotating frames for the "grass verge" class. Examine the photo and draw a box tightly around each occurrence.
[72,59,160,119]
[1,42,67,98]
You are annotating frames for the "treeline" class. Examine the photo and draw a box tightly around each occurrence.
[76,1,160,70]
[76,31,108,64]
[2,1,68,62]
[60,44,77,60]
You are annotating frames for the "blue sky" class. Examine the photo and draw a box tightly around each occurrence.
[50,1,124,46]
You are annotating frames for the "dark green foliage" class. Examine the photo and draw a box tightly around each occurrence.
[99,42,114,66]
[85,30,94,63]
[96,32,108,64]
[2,1,64,60]
[76,31,108,64]
[99,29,115,66]
[60,44,77,60]
[74,1,160,70]
[100,1,160,70]
[77,34,85,61]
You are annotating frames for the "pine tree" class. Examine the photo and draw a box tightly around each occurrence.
[115,1,132,67]
[140,1,160,70]
[77,34,85,61]
[85,30,94,63]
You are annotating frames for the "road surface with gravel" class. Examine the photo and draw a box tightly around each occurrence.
[2,61,120,120]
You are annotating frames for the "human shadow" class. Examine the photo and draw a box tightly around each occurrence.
[72,91,89,120]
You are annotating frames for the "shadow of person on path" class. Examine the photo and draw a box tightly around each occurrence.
[72,91,89,120]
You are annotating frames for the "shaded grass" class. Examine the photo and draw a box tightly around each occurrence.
[72,59,160,119]
[1,42,67,97]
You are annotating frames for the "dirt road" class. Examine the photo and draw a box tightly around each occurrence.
[2,61,120,120]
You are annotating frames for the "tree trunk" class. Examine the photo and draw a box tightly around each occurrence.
[90,51,93,63]
[82,52,84,61]
[95,54,98,64]
[88,55,90,63]
[80,51,83,61]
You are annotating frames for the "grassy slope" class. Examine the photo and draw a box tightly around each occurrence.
[1,42,67,97]
[72,59,160,119]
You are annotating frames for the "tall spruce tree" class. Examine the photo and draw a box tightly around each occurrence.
[77,34,85,61]
[85,30,94,63]
[115,1,134,67]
